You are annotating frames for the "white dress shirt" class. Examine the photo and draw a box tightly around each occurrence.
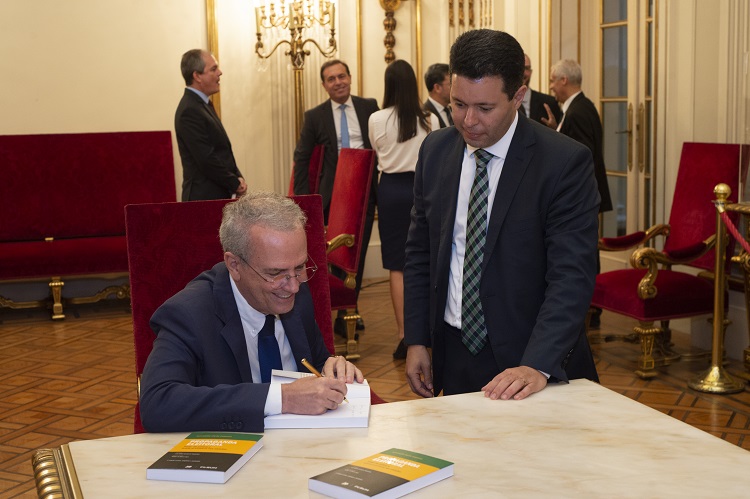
[444,113,519,328]
[230,277,298,416]
[368,107,440,174]
[332,97,364,151]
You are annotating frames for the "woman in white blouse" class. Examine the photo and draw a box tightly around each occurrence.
[368,60,440,359]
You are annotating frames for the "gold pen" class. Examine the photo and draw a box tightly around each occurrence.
[301,358,348,403]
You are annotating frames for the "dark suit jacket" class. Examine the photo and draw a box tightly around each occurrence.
[175,89,243,201]
[404,116,600,395]
[528,89,563,124]
[293,96,379,214]
[139,263,330,433]
[558,92,613,213]
[423,99,450,128]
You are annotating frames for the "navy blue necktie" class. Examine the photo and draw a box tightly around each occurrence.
[258,314,282,383]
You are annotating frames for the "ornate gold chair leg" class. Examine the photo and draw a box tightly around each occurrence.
[342,310,360,361]
[634,321,660,379]
[49,277,65,320]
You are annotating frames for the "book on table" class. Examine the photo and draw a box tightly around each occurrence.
[264,369,371,429]
[308,448,454,498]
[146,432,263,484]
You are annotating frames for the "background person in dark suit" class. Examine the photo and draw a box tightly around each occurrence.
[175,49,246,201]
[422,63,453,128]
[140,192,363,433]
[521,53,563,125]
[404,29,600,402]
[545,58,613,329]
[293,59,379,332]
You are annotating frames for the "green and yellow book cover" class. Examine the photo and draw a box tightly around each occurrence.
[147,432,263,484]
[309,448,453,498]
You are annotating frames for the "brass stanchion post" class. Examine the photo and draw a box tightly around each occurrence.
[688,184,745,393]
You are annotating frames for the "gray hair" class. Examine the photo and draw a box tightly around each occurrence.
[180,49,208,86]
[219,191,307,261]
[550,59,583,86]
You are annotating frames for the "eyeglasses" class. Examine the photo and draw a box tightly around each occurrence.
[239,254,318,289]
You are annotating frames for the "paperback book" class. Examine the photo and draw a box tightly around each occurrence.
[147,432,263,484]
[264,369,371,429]
[309,448,454,498]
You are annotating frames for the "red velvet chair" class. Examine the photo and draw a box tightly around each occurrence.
[592,142,749,378]
[125,195,336,433]
[325,148,377,360]
[288,144,325,195]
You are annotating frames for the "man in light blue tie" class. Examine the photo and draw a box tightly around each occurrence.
[293,60,380,334]
[140,191,363,433]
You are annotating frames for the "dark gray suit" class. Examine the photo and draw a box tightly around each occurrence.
[423,99,451,128]
[175,89,243,201]
[558,92,613,213]
[528,89,563,124]
[139,263,330,433]
[404,115,600,396]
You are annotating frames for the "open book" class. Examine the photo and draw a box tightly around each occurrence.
[264,369,371,429]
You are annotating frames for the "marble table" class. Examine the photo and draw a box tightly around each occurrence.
[34,380,750,497]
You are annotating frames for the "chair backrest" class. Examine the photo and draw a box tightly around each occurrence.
[665,142,749,272]
[288,144,325,195]
[326,148,376,273]
[125,195,333,432]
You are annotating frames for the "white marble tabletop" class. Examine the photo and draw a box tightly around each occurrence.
[62,380,750,497]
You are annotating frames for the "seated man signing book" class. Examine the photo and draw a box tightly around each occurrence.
[139,191,363,433]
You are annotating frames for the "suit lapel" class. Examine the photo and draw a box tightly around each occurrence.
[424,100,447,128]
[436,135,466,276]
[321,99,337,150]
[212,265,254,383]
[481,120,535,272]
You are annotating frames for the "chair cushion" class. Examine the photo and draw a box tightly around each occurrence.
[591,269,715,321]
[0,237,128,279]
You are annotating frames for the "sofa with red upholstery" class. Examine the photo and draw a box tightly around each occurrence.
[0,131,176,318]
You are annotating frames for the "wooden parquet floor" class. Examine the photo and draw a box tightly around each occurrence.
[2,279,750,497]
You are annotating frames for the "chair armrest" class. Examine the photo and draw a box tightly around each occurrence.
[598,223,670,251]
[326,233,355,254]
[630,234,717,300]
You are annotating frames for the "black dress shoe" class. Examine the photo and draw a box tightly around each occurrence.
[392,339,407,360]
[356,317,365,331]
[334,317,359,340]
[589,314,601,330]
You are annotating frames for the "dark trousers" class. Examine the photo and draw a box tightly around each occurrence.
[439,322,500,395]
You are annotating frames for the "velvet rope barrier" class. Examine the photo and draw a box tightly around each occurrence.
[719,210,750,254]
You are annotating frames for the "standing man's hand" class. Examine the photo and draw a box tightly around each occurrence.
[481,366,547,401]
[236,177,248,195]
[405,345,434,398]
[540,103,558,129]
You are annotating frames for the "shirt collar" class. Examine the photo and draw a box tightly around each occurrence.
[186,86,210,104]
[331,96,354,111]
[465,111,519,162]
[229,274,269,336]
[428,96,446,113]
[561,90,582,114]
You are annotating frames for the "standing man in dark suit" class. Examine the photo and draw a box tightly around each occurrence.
[293,60,379,331]
[545,59,613,329]
[175,49,246,201]
[520,53,563,125]
[140,192,363,433]
[404,30,600,401]
[423,63,453,128]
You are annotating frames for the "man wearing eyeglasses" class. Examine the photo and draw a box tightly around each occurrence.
[139,191,363,433]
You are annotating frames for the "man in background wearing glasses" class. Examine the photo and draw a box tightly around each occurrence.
[140,191,363,433]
